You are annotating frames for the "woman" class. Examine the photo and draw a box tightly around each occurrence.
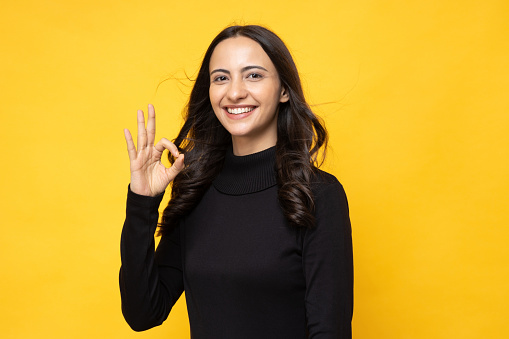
[120,25,353,338]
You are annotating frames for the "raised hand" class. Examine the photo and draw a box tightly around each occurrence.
[124,104,185,197]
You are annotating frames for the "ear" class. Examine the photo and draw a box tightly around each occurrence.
[279,86,289,103]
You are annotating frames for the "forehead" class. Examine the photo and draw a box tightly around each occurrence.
[209,36,276,71]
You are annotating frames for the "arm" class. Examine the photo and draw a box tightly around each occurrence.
[303,176,353,338]
[119,188,184,331]
[119,104,185,331]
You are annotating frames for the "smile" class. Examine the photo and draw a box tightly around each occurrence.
[226,107,256,115]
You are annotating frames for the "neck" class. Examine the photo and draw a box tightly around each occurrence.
[231,135,277,156]
[213,145,277,195]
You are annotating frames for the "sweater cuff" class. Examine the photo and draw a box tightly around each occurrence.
[126,185,165,209]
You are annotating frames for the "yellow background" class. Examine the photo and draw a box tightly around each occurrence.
[1,0,508,338]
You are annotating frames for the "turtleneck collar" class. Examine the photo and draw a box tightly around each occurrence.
[213,146,277,195]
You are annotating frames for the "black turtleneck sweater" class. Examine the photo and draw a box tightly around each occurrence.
[120,147,353,338]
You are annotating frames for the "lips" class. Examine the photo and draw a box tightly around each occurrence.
[226,106,256,115]
[222,106,257,120]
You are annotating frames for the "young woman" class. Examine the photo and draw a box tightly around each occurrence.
[120,25,353,338]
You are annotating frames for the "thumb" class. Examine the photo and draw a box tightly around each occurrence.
[166,153,185,179]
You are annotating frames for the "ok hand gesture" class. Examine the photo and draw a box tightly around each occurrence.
[124,104,184,197]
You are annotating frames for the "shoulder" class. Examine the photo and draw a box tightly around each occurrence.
[310,169,346,197]
[310,168,340,185]
[302,168,352,247]
[309,168,349,219]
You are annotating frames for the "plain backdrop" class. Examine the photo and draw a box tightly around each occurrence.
[1,0,508,338]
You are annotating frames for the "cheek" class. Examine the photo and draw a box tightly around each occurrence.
[209,89,222,120]
[253,80,281,101]
[259,88,282,108]
[209,86,224,108]
[208,87,216,105]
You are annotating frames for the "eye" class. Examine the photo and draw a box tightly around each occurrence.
[247,73,263,80]
[212,75,228,83]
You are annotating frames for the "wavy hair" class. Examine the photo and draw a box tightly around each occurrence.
[159,25,328,235]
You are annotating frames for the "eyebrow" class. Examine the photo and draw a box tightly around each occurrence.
[210,65,269,75]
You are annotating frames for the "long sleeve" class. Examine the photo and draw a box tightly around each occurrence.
[303,177,353,338]
[119,187,184,331]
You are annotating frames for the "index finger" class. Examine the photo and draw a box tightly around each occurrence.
[154,138,180,159]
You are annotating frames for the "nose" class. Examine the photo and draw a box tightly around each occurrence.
[226,77,247,101]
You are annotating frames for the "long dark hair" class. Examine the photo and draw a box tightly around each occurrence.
[159,25,328,235]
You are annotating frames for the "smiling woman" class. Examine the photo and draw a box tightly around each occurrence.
[209,36,289,155]
[119,25,353,339]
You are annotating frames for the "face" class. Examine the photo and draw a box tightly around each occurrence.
[209,36,289,155]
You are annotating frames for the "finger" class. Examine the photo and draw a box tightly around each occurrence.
[154,138,180,159]
[173,153,185,171]
[124,128,137,160]
[146,104,156,146]
[166,153,185,179]
[136,109,147,150]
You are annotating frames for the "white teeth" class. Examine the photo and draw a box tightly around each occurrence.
[227,107,255,114]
